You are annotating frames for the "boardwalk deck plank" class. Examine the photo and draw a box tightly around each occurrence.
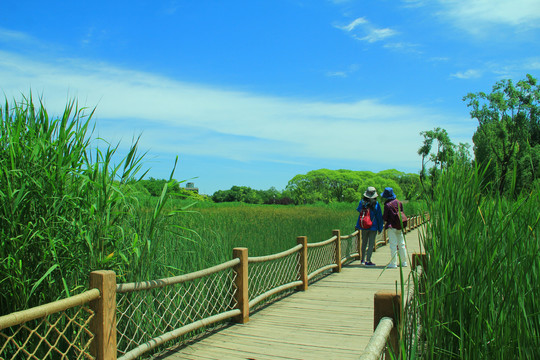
[157,228,423,360]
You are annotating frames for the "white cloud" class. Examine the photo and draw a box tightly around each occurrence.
[338,17,368,32]
[336,17,398,43]
[358,28,399,43]
[0,28,32,42]
[325,64,359,78]
[384,42,421,54]
[455,58,540,80]
[436,0,540,34]
[326,71,348,78]
[0,50,457,167]
[451,69,482,79]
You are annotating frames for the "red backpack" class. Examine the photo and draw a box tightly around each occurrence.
[359,207,373,229]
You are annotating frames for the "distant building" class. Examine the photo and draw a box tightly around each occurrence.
[185,182,199,194]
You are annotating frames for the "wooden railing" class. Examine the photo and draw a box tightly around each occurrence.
[0,272,113,359]
[0,213,430,360]
[374,213,428,251]
[360,253,428,360]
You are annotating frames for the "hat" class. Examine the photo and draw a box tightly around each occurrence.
[363,186,378,199]
[381,187,396,200]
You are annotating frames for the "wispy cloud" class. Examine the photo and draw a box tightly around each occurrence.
[452,57,540,80]
[358,28,399,43]
[338,17,368,32]
[384,42,422,54]
[451,69,482,79]
[0,28,33,43]
[326,71,348,78]
[435,0,540,35]
[336,17,399,44]
[0,49,456,168]
[325,64,359,78]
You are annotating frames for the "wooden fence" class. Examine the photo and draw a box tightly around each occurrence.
[0,214,428,360]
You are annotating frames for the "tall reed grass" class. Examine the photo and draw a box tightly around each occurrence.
[136,199,362,275]
[411,163,540,359]
[0,95,179,315]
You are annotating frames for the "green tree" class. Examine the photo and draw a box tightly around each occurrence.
[285,169,407,204]
[418,127,456,187]
[464,74,540,195]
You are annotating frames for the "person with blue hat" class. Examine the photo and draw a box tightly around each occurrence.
[381,187,408,268]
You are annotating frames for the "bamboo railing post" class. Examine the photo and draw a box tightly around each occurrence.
[233,247,249,324]
[356,231,362,261]
[412,253,428,271]
[374,290,402,359]
[297,236,308,291]
[333,230,342,273]
[89,270,117,360]
[412,253,427,295]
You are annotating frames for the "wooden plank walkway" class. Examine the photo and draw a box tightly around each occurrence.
[156,227,424,360]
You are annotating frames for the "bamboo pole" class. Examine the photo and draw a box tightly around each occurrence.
[356,230,362,260]
[333,230,341,273]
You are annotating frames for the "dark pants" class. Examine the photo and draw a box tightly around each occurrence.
[361,230,376,262]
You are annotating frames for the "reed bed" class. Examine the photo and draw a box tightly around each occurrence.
[410,163,540,359]
[138,200,361,275]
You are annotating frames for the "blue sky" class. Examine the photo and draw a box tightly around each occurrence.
[1,0,539,194]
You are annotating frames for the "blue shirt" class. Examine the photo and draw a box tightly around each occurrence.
[355,200,384,232]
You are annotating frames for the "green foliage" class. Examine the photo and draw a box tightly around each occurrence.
[212,186,292,205]
[414,162,540,359]
[140,177,211,202]
[285,168,420,204]
[464,74,540,196]
[159,200,361,260]
[0,95,181,315]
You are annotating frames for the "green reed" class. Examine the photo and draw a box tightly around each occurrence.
[411,163,540,359]
[0,95,179,316]
[139,199,361,274]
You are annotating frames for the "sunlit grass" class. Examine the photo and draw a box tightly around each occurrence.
[410,163,540,359]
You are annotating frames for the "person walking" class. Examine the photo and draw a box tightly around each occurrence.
[381,187,408,268]
[355,186,383,266]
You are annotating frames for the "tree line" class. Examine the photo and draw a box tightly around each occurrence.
[140,169,422,205]
[142,74,539,203]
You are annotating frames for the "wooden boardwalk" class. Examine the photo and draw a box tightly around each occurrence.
[157,228,424,360]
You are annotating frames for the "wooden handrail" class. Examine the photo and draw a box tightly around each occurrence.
[248,243,303,263]
[359,317,394,360]
[119,309,242,360]
[116,258,240,293]
[1,214,428,360]
[363,251,427,359]
[0,288,100,330]
[306,235,337,248]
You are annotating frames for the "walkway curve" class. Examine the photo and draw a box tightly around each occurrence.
[155,227,424,360]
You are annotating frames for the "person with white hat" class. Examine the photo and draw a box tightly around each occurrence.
[355,186,384,266]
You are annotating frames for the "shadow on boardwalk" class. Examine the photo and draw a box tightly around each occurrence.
[154,228,423,360]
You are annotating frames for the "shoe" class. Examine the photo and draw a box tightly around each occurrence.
[401,262,408,267]
[361,260,365,265]
[365,261,376,266]
[387,264,397,268]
